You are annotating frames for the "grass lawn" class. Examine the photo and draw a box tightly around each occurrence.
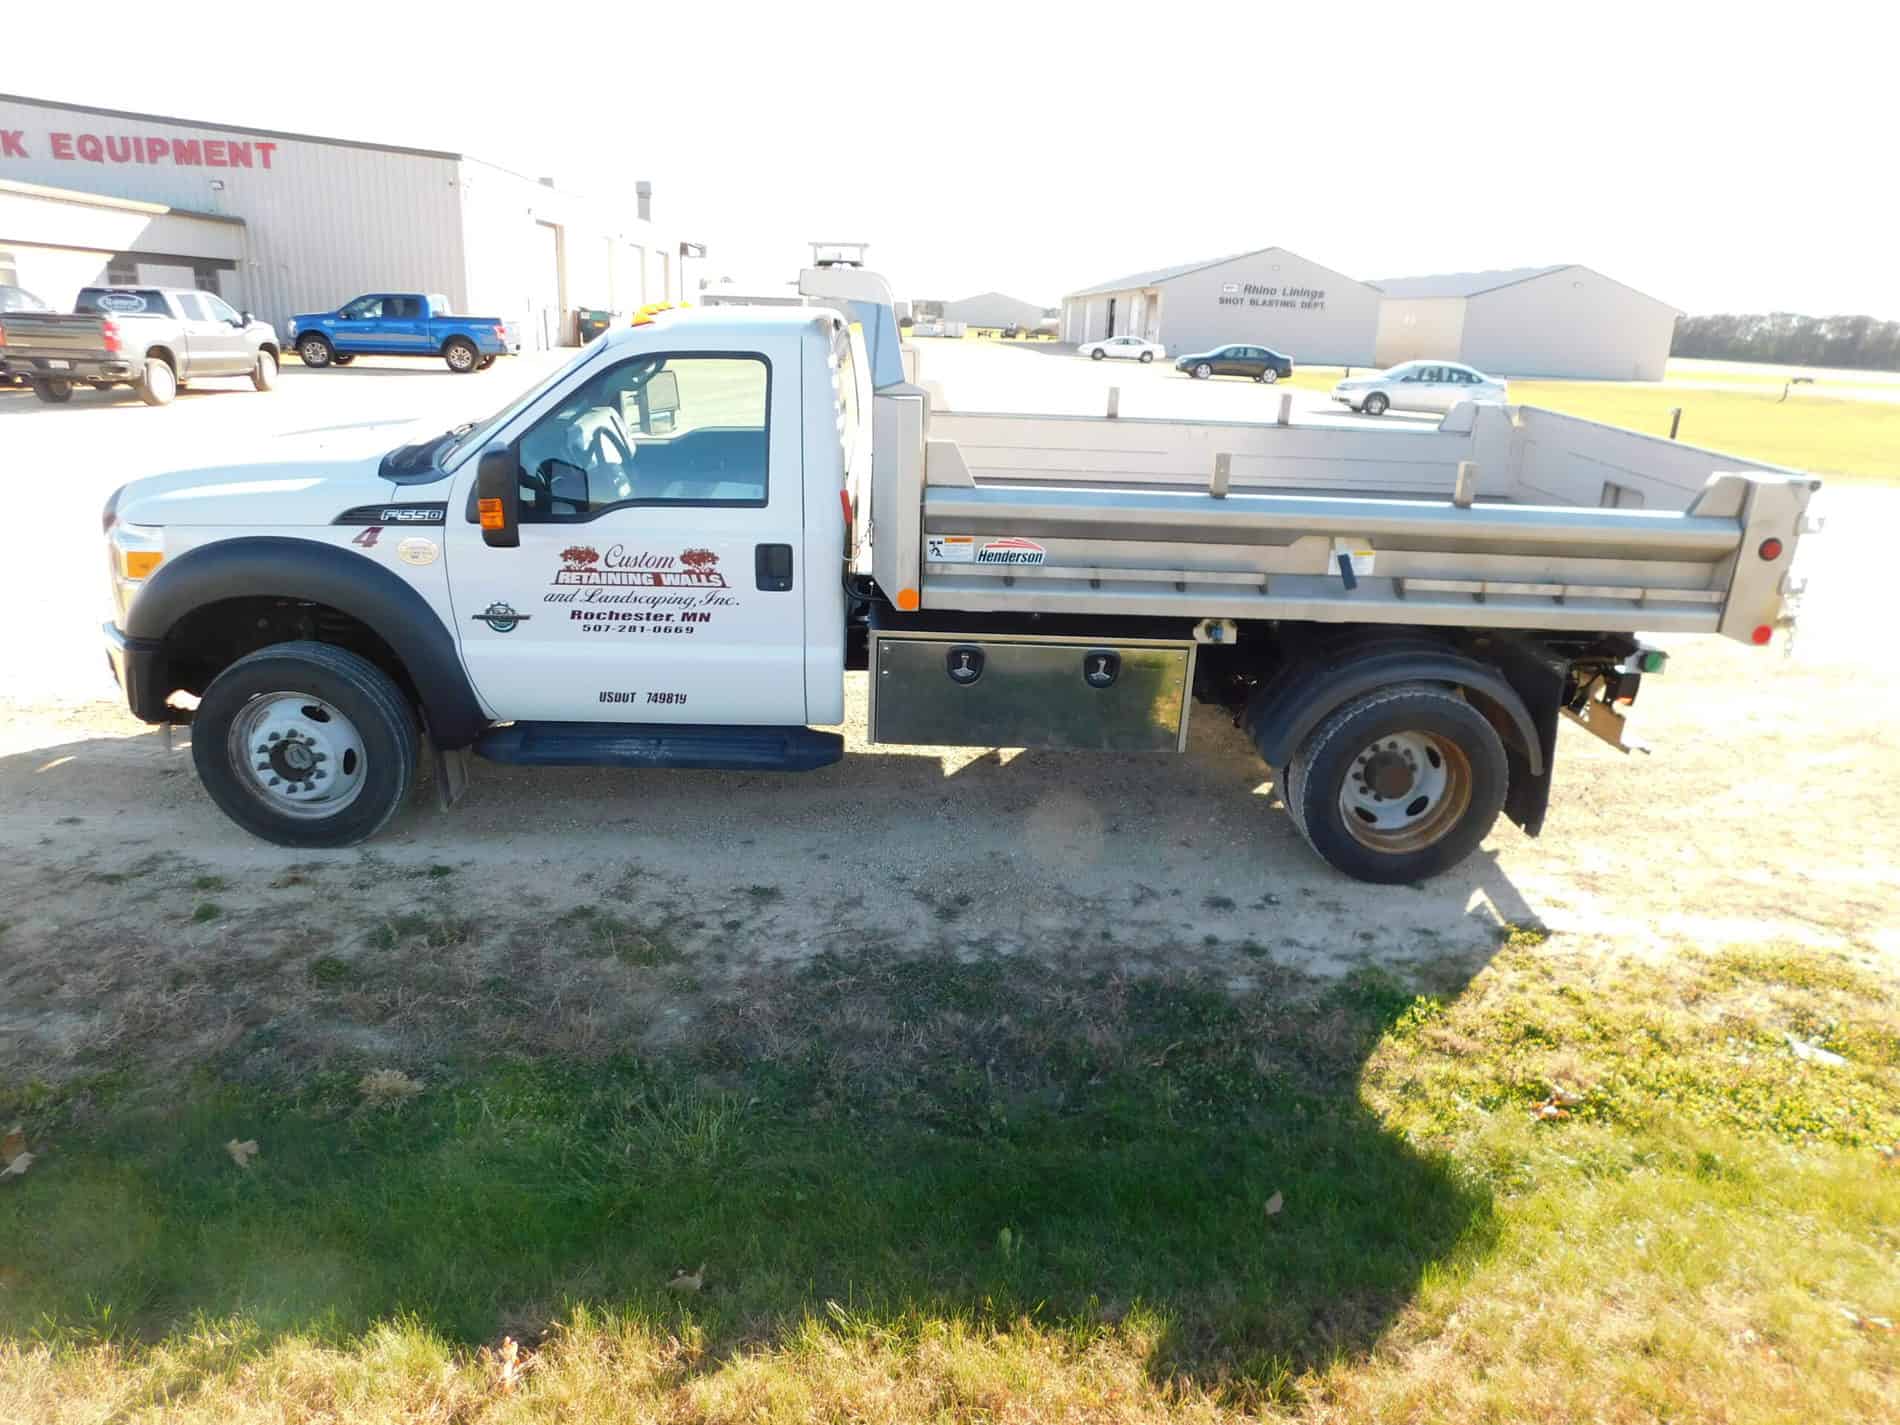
[4,923,1897,1422]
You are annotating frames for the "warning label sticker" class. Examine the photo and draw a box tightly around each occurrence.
[926,535,975,563]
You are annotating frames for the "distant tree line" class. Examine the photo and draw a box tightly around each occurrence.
[1672,312,1900,370]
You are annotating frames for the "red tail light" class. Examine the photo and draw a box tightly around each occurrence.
[493,324,507,341]
[1758,537,1783,561]
[1751,624,1773,646]
[101,317,122,354]
[0,323,8,348]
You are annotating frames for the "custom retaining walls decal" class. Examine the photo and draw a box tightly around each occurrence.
[546,544,739,634]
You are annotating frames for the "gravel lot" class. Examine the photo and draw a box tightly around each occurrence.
[2,342,1894,1084]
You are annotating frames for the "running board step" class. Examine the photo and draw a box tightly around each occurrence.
[474,722,843,772]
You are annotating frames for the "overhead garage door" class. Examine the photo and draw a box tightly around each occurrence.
[527,221,564,350]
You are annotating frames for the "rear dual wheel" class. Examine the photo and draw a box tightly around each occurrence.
[1279,684,1507,884]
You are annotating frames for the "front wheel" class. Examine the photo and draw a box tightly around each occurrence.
[1363,391,1389,416]
[251,349,278,391]
[191,642,418,848]
[1194,362,1212,379]
[443,339,479,372]
[32,377,74,403]
[298,335,334,368]
[1280,684,1507,884]
[1139,350,1154,363]
[1090,348,1106,361]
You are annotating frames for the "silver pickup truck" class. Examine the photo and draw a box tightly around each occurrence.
[0,286,280,405]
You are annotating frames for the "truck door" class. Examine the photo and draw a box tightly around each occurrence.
[332,295,384,353]
[446,350,809,725]
[172,290,246,374]
[378,295,428,351]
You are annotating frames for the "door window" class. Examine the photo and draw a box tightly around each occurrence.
[175,292,210,321]
[510,354,770,521]
[340,296,385,319]
[203,293,241,323]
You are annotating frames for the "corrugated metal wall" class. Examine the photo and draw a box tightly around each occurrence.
[0,96,465,333]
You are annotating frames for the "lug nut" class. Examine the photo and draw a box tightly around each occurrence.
[268,732,281,742]
[268,777,281,787]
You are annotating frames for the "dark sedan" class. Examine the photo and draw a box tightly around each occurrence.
[1175,343,1294,383]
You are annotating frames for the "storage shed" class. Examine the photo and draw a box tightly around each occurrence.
[1371,265,1681,380]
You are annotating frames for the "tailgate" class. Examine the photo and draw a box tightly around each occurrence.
[0,314,109,358]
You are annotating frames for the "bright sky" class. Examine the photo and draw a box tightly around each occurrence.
[12,1,1896,318]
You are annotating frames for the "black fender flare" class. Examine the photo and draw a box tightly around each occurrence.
[126,535,488,747]
[1246,645,1546,780]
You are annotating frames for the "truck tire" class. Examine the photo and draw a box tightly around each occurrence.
[332,353,356,366]
[443,338,479,373]
[477,355,496,370]
[191,641,419,849]
[32,377,74,403]
[251,349,278,391]
[136,358,177,406]
[298,335,334,368]
[1281,683,1507,884]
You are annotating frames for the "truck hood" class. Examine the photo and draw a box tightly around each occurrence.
[114,421,450,527]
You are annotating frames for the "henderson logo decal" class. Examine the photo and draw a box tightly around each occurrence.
[974,537,1047,566]
[544,545,741,631]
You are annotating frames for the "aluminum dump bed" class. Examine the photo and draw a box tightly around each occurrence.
[858,394,1819,645]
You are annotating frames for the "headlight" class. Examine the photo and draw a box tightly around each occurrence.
[108,521,164,621]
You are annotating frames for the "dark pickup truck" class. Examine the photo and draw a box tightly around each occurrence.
[0,286,281,405]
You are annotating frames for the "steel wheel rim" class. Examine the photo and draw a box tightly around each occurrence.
[227,692,368,819]
[1339,731,1472,853]
[302,340,327,364]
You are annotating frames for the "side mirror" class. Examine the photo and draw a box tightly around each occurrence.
[646,369,681,418]
[475,447,520,548]
[240,311,254,325]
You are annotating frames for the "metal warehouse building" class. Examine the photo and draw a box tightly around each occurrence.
[1371,266,1682,380]
[0,92,701,349]
[1061,247,1383,364]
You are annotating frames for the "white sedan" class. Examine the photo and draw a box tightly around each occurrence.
[1332,361,1508,415]
[1078,334,1167,364]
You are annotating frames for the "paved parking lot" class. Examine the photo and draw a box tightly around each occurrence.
[912,337,1417,425]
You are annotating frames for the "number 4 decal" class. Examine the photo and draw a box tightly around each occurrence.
[352,527,383,548]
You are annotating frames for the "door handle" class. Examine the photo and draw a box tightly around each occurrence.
[755,543,794,592]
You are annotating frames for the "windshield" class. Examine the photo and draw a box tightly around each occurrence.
[441,343,601,465]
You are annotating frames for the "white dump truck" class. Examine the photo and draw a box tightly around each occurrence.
[100,265,1819,882]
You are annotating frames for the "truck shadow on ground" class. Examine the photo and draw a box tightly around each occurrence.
[0,722,1539,1398]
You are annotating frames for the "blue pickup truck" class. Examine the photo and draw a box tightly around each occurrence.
[287,293,519,373]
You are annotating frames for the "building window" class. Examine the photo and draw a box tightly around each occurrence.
[0,250,18,288]
[107,257,139,285]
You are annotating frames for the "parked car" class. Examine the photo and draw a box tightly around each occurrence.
[1078,334,1166,363]
[0,286,279,405]
[0,284,53,385]
[287,293,519,373]
[1175,344,1294,383]
[1332,361,1507,416]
